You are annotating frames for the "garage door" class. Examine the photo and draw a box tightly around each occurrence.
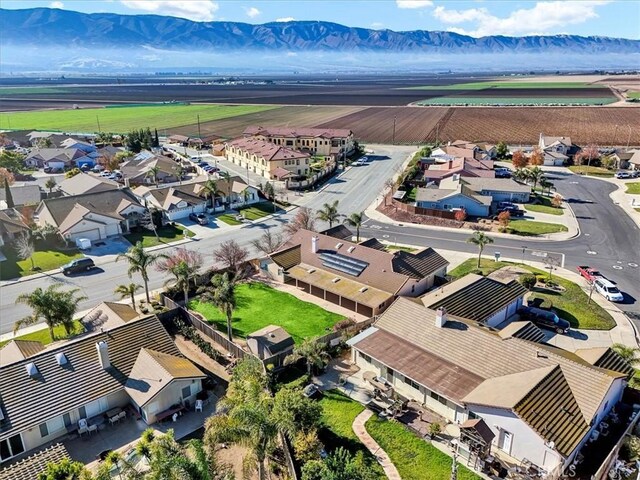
[72,229,101,241]
[297,281,310,293]
[326,291,340,305]
[310,285,324,299]
[356,304,373,317]
[341,298,356,311]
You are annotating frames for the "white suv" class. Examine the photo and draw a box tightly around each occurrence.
[593,278,624,302]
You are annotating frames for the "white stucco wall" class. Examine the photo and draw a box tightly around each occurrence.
[142,379,202,424]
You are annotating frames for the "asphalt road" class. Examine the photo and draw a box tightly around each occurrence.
[0,145,414,334]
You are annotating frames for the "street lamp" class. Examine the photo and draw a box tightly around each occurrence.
[521,246,527,264]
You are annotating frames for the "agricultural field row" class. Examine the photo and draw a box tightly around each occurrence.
[403,81,605,90]
[414,96,617,106]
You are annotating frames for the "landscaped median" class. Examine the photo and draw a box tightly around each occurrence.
[189,281,343,343]
[449,259,616,330]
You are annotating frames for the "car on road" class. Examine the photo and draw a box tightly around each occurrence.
[189,212,208,225]
[62,257,96,275]
[577,265,603,283]
[517,306,571,334]
[593,278,624,302]
[495,167,512,178]
[615,171,631,179]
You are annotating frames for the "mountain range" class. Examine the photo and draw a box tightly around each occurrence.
[2,7,639,54]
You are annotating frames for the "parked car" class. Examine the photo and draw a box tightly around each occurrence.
[518,306,570,334]
[100,170,112,177]
[593,278,624,302]
[615,171,631,179]
[91,165,105,173]
[577,265,604,283]
[189,213,208,225]
[62,257,96,275]
[632,170,640,178]
[495,205,524,217]
[495,168,512,178]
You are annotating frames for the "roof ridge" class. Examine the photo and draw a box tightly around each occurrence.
[140,347,174,379]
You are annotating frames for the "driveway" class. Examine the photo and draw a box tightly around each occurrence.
[83,236,132,263]
[176,215,225,238]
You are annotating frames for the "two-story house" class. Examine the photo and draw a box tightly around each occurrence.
[243,126,354,160]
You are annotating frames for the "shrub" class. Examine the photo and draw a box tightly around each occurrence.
[551,194,563,208]
[454,208,467,222]
[172,316,222,361]
[497,210,511,228]
[429,422,441,438]
[519,273,537,290]
[333,318,356,332]
[65,168,81,178]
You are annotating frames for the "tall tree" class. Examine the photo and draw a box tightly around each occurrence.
[147,165,161,186]
[284,207,316,236]
[250,229,283,255]
[263,182,275,202]
[199,272,237,341]
[316,200,341,228]
[467,231,494,269]
[153,128,160,148]
[3,178,14,208]
[283,337,331,376]
[511,150,528,169]
[0,151,25,173]
[529,147,545,166]
[156,248,203,305]
[201,179,219,208]
[114,283,142,311]
[343,212,364,242]
[495,141,508,159]
[527,166,545,193]
[14,232,35,270]
[15,284,87,339]
[44,177,58,194]
[213,239,249,277]
[116,241,163,303]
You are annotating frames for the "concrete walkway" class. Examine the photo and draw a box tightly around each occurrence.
[352,410,401,480]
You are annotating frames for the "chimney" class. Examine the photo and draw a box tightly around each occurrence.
[311,236,318,254]
[96,341,110,369]
[435,307,447,328]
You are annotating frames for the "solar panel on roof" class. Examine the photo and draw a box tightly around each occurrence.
[318,252,369,277]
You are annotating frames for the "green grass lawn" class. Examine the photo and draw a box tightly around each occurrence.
[189,281,343,342]
[0,320,85,348]
[525,195,564,215]
[507,220,568,236]
[0,104,278,133]
[0,87,69,95]
[568,165,615,177]
[216,214,243,226]
[625,182,640,195]
[0,246,84,280]
[366,416,481,480]
[414,96,615,106]
[628,92,640,99]
[635,208,640,213]
[385,245,418,253]
[448,259,615,330]
[404,81,598,90]
[124,224,193,248]
[238,202,282,220]
[318,391,385,479]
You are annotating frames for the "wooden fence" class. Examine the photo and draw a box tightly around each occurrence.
[391,197,458,219]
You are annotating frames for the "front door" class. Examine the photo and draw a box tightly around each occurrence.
[499,430,513,454]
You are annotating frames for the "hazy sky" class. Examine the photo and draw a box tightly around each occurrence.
[3,0,639,39]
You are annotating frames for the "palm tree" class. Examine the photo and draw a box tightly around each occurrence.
[612,343,640,367]
[527,166,545,194]
[15,284,87,340]
[116,241,163,303]
[316,200,341,228]
[166,259,200,305]
[174,164,185,184]
[147,165,161,186]
[201,179,219,209]
[539,177,554,196]
[467,231,494,269]
[284,337,331,376]
[114,283,142,311]
[242,188,251,207]
[343,211,364,242]
[199,273,236,341]
[44,177,57,194]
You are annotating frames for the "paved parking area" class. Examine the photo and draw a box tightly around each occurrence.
[176,215,227,238]
[83,236,132,263]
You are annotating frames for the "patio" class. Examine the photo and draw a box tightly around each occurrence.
[64,398,217,470]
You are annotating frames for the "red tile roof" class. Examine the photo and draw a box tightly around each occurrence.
[226,137,309,162]
[243,126,352,139]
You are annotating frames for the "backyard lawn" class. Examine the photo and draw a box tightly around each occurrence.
[525,196,564,215]
[318,391,385,479]
[568,166,615,177]
[0,246,84,280]
[366,416,481,480]
[189,281,343,343]
[626,183,640,195]
[508,220,568,236]
[448,259,615,330]
[0,320,85,348]
[124,224,193,248]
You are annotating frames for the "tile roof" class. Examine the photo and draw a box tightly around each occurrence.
[243,126,352,139]
[321,225,354,240]
[0,316,180,441]
[421,274,527,324]
[0,340,45,367]
[125,348,206,407]
[0,184,41,207]
[0,443,70,480]
[575,348,635,377]
[498,321,546,343]
[59,172,119,196]
[226,137,309,162]
[247,326,295,356]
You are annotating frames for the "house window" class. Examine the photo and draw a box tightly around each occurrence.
[78,406,86,419]
[39,422,49,438]
[360,352,371,363]
[406,377,420,390]
[0,434,25,461]
[386,367,394,378]
[182,385,192,400]
[63,413,72,428]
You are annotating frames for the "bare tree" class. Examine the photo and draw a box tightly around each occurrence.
[139,208,159,240]
[250,229,284,256]
[543,255,560,282]
[283,207,316,237]
[15,233,35,271]
[213,240,249,276]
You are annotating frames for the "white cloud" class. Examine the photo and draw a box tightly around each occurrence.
[396,0,433,9]
[244,6,261,18]
[49,1,64,8]
[120,1,219,22]
[371,22,385,29]
[432,1,611,37]
[275,17,295,22]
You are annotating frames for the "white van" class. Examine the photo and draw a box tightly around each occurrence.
[593,278,624,302]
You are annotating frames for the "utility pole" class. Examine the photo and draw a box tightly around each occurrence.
[392,115,397,145]
[197,114,202,140]
[96,116,101,132]
[627,125,632,150]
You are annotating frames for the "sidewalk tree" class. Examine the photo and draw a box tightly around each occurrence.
[114,283,142,311]
[284,207,316,236]
[250,229,283,255]
[512,150,528,169]
[213,239,249,277]
[497,210,511,232]
[44,177,57,194]
[467,230,494,268]
[316,200,341,228]
[530,147,545,166]
[343,212,364,242]
[198,272,237,341]
[552,193,563,208]
[116,241,163,303]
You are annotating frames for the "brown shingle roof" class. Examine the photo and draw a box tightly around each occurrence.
[0,443,70,480]
[243,126,352,139]
[247,326,295,356]
[271,245,301,270]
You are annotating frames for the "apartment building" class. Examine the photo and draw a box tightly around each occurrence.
[242,126,355,159]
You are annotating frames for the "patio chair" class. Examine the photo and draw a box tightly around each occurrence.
[78,418,88,429]
[195,399,203,412]
[109,416,119,426]
[87,424,98,436]
[117,411,127,421]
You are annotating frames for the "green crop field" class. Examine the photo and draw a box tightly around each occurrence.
[403,81,601,90]
[0,104,279,132]
[628,92,640,99]
[414,96,616,106]
[0,87,70,95]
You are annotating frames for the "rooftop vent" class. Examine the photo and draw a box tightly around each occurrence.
[332,277,340,283]
[347,246,355,253]
[25,362,39,377]
[359,287,368,293]
[307,268,316,274]
[96,341,110,369]
[335,243,343,249]
[55,352,68,366]
[536,351,548,359]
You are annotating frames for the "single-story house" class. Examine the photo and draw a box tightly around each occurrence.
[0,340,45,367]
[265,228,449,317]
[0,443,70,480]
[415,185,491,217]
[120,154,181,185]
[34,188,145,242]
[349,298,631,474]
[133,184,207,221]
[59,138,96,153]
[25,148,84,169]
[542,150,568,166]
[82,301,142,331]
[58,172,120,196]
[0,208,30,248]
[420,274,527,327]
[620,149,640,171]
[0,183,41,207]
[247,325,295,361]
[441,176,532,204]
[0,315,206,465]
